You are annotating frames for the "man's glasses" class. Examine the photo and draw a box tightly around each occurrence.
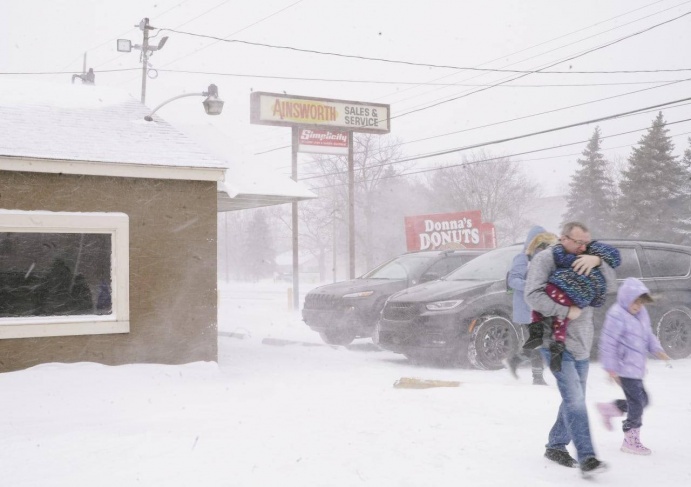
[563,235,591,247]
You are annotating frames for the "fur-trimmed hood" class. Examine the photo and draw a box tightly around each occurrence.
[526,232,558,257]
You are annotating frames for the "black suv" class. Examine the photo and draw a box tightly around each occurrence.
[376,240,691,370]
[302,249,485,345]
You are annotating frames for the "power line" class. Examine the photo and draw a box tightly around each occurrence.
[384,0,691,110]
[254,76,691,158]
[152,1,305,70]
[393,10,691,120]
[69,1,193,71]
[300,97,691,168]
[112,0,305,90]
[161,10,691,76]
[306,125,691,191]
[56,0,188,69]
[246,3,691,157]
[10,65,691,87]
[297,95,691,181]
[0,68,140,76]
[152,68,691,87]
[219,5,691,155]
[394,80,691,147]
[171,0,233,29]
[272,98,691,174]
[372,0,678,104]
[92,1,235,73]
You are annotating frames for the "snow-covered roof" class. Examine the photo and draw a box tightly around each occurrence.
[0,79,315,209]
[0,79,229,180]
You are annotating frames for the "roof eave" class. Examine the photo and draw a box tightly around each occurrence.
[0,156,226,182]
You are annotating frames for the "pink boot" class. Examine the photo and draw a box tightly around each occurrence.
[596,402,623,431]
[621,428,652,455]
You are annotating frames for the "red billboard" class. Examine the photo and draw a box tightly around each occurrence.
[404,210,496,251]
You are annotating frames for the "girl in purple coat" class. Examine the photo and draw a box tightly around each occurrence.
[596,277,671,455]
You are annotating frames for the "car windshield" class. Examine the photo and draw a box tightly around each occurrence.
[444,246,521,281]
[362,253,436,280]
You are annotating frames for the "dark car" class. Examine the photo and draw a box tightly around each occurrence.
[302,249,486,345]
[376,240,691,370]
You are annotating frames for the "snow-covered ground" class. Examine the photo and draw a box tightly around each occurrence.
[1,279,690,486]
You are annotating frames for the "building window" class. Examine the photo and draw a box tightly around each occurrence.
[0,210,129,339]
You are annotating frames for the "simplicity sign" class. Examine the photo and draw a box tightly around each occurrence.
[250,92,390,134]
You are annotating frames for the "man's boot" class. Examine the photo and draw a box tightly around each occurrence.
[549,341,565,373]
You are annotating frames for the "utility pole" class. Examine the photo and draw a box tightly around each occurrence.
[291,127,300,310]
[117,19,168,104]
[348,133,355,279]
[138,18,152,104]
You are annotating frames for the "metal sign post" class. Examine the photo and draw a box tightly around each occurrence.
[291,127,300,310]
[348,133,355,279]
[250,92,390,309]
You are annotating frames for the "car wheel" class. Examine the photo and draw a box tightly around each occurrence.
[319,329,357,346]
[656,308,691,359]
[468,315,519,370]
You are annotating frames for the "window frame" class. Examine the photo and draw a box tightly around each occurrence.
[642,246,691,279]
[0,210,129,339]
[612,245,643,280]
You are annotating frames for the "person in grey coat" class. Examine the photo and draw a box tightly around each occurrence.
[524,221,617,478]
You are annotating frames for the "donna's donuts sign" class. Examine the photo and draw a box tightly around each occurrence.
[404,210,496,251]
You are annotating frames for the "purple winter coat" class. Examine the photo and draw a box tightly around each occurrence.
[598,277,664,379]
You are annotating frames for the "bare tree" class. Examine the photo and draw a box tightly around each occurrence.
[425,150,540,245]
[301,134,413,272]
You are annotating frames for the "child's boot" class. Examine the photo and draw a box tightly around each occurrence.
[522,320,545,350]
[621,428,652,455]
[549,341,565,373]
[596,402,623,431]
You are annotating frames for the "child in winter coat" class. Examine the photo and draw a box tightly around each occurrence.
[522,240,621,372]
[596,277,671,455]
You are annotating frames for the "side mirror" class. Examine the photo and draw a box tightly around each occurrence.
[420,272,441,283]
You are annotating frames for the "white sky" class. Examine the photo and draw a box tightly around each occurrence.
[3,0,691,197]
[2,279,689,486]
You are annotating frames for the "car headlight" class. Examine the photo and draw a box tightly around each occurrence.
[426,299,464,311]
[343,291,374,298]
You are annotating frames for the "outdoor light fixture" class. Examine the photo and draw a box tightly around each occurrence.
[202,84,224,115]
[144,84,225,121]
[151,36,168,52]
[117,36,167,53]
[116,39,132,52]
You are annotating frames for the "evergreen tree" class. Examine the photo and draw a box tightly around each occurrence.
[678,137,691,243]
[241,210,276,280]
[562,126,615,238]
[617,112,690,243]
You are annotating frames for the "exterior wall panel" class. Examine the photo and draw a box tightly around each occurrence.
[0,170,217,372]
